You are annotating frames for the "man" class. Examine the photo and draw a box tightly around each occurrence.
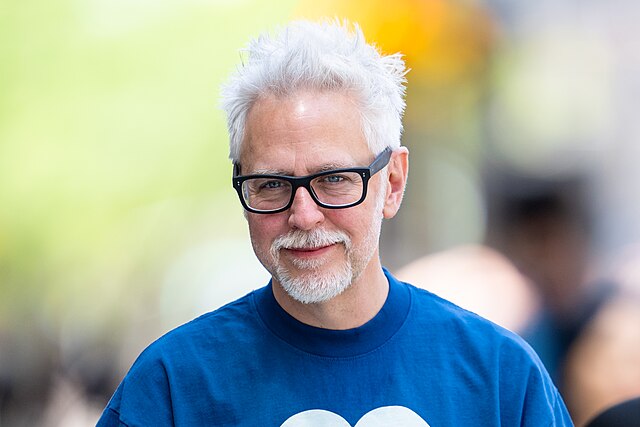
[98,20,573,426]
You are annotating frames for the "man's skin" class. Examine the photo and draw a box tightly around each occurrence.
[239,89,409,330]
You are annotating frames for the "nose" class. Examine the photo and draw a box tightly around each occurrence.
[288,187,324,230]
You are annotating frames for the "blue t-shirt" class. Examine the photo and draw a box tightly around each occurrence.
[98,270,573,426]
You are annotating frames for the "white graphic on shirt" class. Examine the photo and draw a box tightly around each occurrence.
[281,405,430,426]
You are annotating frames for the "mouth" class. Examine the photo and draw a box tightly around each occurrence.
[283,243,337,258]
[270,229,350,267]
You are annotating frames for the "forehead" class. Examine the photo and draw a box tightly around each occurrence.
[240,90,372,174]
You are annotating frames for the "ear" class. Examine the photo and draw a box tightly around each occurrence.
[382,147,409,219]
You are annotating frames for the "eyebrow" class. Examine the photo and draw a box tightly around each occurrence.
[249,162,356,176]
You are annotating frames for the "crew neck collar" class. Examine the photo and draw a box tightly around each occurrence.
[253,269,411,358]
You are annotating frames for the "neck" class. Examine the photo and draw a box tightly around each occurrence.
[271,257,389,330]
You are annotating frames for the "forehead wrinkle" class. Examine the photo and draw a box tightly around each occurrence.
[250,167,289,175]
[316,161,356,171]
[248,159,358,177]
[240,90,371,176]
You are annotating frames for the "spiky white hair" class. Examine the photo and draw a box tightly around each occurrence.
[221,19,408,162]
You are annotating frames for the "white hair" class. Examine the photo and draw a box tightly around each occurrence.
[221,19,408,162]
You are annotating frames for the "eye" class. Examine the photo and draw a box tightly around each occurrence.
[260,180,284,190]
[321,174,347,184]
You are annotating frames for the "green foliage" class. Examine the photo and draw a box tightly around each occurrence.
[0,0,297,326]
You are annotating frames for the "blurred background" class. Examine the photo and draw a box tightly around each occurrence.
[1,0,640,425]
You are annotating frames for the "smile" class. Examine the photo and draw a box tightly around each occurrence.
[283,243,337,258]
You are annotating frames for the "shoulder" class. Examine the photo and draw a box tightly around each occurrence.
[98,289,265,425]
[404,281,517,334]
[401,282,572,425]
[402,280,544,366]
[109,288,264,391]
[139,288,262,363]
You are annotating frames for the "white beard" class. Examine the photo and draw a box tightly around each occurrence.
[269,183,386,304]
[270,228,354,304]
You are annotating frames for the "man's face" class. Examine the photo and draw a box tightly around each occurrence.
[239,90,388,304]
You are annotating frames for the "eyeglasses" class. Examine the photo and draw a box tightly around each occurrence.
[232,147,392,214]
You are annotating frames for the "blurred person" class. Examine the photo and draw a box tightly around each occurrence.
[584,397,640,427]
[561,296,640,426]
[97,20,571,426]
[611,243,640,297]
[560,242,640,426]
[395,244,541,334]
[484,170,614,385]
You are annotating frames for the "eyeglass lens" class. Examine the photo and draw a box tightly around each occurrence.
[241,171,364,211]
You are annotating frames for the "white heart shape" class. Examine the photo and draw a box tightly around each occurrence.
[280,406,430,427]
[355,406,430,427]
[281,409,350,427]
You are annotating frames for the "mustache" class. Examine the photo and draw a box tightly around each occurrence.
[270,229,351,259]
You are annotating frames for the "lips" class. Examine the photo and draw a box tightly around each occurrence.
[284,243,335,257]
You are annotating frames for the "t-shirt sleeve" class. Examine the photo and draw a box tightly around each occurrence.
[96,346,174,427]
[550,389,574,426]
[96,405,126,427]
[499,335,574,426]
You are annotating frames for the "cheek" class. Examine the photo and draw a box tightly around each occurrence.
[327,208,372,242]
[247,214,286,249]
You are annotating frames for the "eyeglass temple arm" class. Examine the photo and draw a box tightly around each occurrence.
[370,147,392,175]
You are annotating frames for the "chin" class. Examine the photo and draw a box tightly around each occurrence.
[277,261,354,304]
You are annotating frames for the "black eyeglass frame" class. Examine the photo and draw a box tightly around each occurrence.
[232,147,393,214]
